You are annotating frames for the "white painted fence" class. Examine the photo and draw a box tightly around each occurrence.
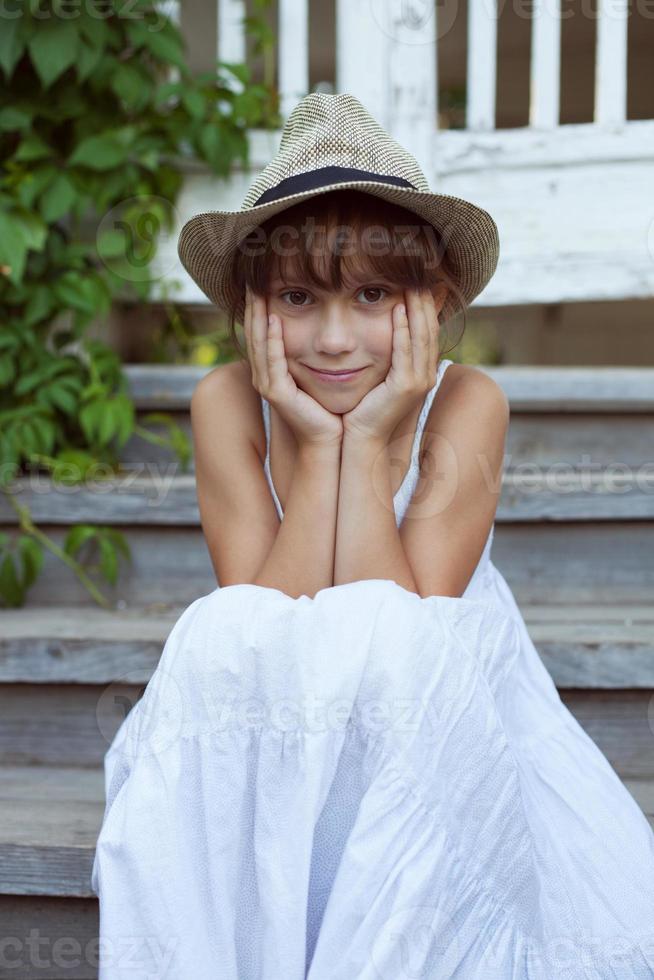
[152,0,654,310]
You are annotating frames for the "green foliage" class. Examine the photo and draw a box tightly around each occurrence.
[0,0,280,607]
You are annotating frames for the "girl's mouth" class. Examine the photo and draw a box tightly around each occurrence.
[304,365,368,383]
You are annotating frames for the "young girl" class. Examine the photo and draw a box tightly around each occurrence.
[91,93,654,979]
[190,185,506,604]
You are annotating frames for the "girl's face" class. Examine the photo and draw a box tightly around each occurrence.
[265,273,409,408]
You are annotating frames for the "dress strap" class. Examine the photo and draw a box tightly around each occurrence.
[260,397,284,519]
[408,358,454,464]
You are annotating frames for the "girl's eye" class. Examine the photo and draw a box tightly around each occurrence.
[356,286,388,304]
[278,286,389,307]
[280,290,311,307]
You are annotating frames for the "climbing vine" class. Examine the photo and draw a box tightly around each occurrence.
[0,0,280,606]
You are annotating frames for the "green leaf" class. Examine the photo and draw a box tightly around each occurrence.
[20,420,45,458]
[153,81,183,106]
[0,354,15,387]
[0,328,19,352]
[64,524,99,557]
[198,123,232,174]
[78,8,110,48]
[0,210,28,282]
[30,416,56,454]
[28,19,79,89]
[45,383,77,415]
[79,400,104,443]
[217,61,251,86]
[17,211,48,252]
[18,536,43,589]
[14,132,52,162]
[111,63,152,110]
[112,393,135,446]
[182,88,207,119]
[0,16,23,80]
[127,19,185,70]
[76,38,104,83]
[107,528,131,561]
[16,164,58,209]
[97,401,117,446]
[98,535,118,585]
[0,553,23,607]
[0,107,31,131]
[39,173,77,223]
[97,228,128,259]
[15,366,51,397]
[24,284,55,327]
[53,271,109,315]
[68,133,128,171]
[50,450,96,485]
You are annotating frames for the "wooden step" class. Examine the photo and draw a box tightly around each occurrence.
[0,522,651,608]
[0,766,102,898]
[1,603,652,687]
[118,364,654,472]
[0,604,652,772]
[122,406,654,473]
[2,469,652,525]
[122,363,654,412]
[2,363,653,607]
[1,762,652,899]
[1,761,652,977]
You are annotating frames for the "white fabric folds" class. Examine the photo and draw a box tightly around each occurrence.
[91,579,654,979]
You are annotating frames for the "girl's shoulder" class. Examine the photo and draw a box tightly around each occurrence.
[191,359,266,462]
[423,361,510,441]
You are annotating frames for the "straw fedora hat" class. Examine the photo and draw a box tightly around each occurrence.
[177,91,499,326]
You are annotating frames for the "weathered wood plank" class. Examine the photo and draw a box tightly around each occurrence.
[560,690,654,778]
[0,522,651,607]
[530,0,560,129]
[0,685,142,768]
[0,760,652,900]
[0,764,102,897]
[217,0,246,66]
[0,895,99,977]
[123,363,654,411]
[1,604,652,688]
[1,682,653,771]
[119,411,654,474]
[336,0,387,126]
[1,471,652,525]
[279,0,309,119]
[467,0,497,131]
[595,0,628,126]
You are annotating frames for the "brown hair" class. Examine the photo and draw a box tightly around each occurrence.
[225,188,467,360]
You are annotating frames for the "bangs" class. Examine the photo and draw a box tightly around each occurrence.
[225,188,465,358]
[231,188,454,297]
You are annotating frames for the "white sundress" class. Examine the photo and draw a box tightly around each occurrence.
[91,358,654,979]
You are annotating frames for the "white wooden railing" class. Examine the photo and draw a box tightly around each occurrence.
[151,0,654,309]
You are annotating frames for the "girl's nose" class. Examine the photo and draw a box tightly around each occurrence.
[314,306,357,353]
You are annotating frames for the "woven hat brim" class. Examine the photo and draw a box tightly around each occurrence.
[177,179,499,327]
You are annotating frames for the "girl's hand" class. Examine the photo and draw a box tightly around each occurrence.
[342,287,446,443]
[243,284,344,450]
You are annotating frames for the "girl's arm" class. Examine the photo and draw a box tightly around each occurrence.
[334,431,419,593]
[333,367,509,598]
[191,366,340,599]
[252,441,341,598]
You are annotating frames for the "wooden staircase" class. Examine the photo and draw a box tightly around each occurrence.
[1,363,653,979]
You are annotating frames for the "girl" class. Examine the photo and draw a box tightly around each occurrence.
[92,93,654,979]
[190,185,508,604]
